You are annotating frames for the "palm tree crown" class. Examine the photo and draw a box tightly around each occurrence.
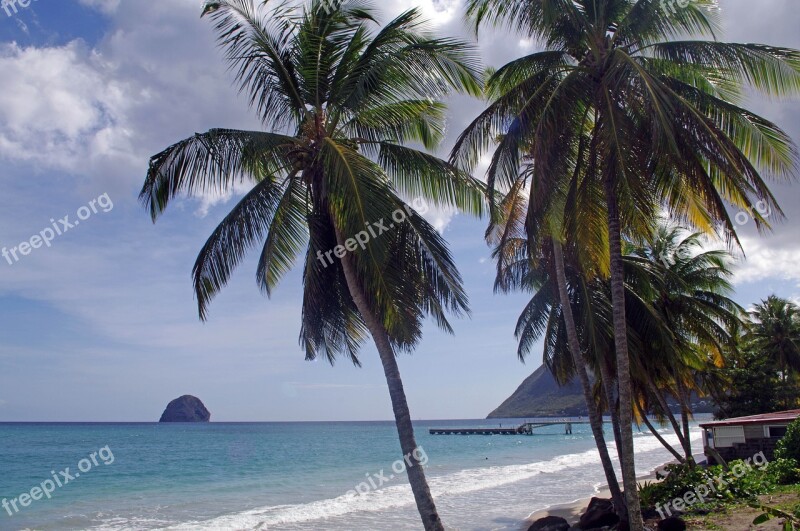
[746,295,800,375]
[458,0,800,240]
[141,0,485,364]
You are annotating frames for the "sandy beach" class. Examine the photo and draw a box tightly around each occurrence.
[523,460,680,528]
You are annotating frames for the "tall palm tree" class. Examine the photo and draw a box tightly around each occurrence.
[456,1,800,527]
[140,2,484,529]
[746,296,800,404]
[488,166,626,515]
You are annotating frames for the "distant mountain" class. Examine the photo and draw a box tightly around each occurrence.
[488,365,586,418]
[487,365,716,418]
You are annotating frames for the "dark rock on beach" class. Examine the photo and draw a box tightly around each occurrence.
[159,395,211,422]
[528,515,571,531]
[577,497,619,530]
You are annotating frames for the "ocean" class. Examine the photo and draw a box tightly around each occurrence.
[0,419,705,530]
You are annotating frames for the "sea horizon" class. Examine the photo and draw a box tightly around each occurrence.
[0,416,619,424]
[0,418,706,530]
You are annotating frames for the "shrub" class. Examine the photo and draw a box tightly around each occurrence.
[764,457,800,485]
[639,463,719,508]
[775,418,800,462]
[639,460,776,511]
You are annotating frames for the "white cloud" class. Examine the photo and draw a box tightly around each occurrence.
[77,0,121,14]
[0,41,136,175]
[380,0,461,24]
[193,180,254,218]
[423,205,459,233]
[733,235,800,285]
[0,0,261,204]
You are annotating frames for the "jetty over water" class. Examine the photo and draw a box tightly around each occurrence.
[429,417,593,436]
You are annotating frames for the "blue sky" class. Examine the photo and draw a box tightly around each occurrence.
[1,0,799,422]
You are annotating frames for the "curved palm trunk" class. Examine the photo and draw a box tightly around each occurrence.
[335,228,444,531]
[676,379,694,460]
[598,357,624,463]
[552,240,625,514]
[636,403,686,463]
[646,377,693,463]
[604,178,644,531]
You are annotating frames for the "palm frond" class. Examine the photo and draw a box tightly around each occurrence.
[140,129,295,220]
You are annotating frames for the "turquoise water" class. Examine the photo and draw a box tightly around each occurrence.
[0,420,703,530]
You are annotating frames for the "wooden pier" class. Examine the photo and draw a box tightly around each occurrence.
[429,418,594,436]
[429,427,525,435]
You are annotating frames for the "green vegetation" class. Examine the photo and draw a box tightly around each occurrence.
[777,419,800,463]
[638,424,800,528]
[716,299,800,418]
[715,348,784,419]
[748,296,800,378]
[640,460,783,508]
[640,458,800,521]
[751,500,800,530]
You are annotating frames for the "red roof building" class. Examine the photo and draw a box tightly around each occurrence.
[700,409,800,464]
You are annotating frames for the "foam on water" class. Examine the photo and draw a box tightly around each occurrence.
[1,422,705,530]
[154,429,702,531]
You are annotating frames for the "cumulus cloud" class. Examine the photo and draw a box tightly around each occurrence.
[0,0,260,202]
[733,235,800,285]
[0,41,135,173]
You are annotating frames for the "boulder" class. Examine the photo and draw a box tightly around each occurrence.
[159,395,211,423]
[578,497,619,530]
[528,516,571,531]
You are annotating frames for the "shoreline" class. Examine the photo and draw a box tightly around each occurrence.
[522,460,681,528]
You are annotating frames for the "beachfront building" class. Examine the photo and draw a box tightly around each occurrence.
[700,409,800,464]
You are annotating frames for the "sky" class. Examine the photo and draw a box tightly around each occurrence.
[1,0,799,422]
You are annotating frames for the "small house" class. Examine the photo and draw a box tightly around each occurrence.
[700,409,800,464]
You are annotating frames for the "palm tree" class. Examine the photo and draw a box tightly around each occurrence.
[139,2,484,529]
[746,296,800,404]
[627,225,742,462]
[488,167,626,515]
[456,1,800,527]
